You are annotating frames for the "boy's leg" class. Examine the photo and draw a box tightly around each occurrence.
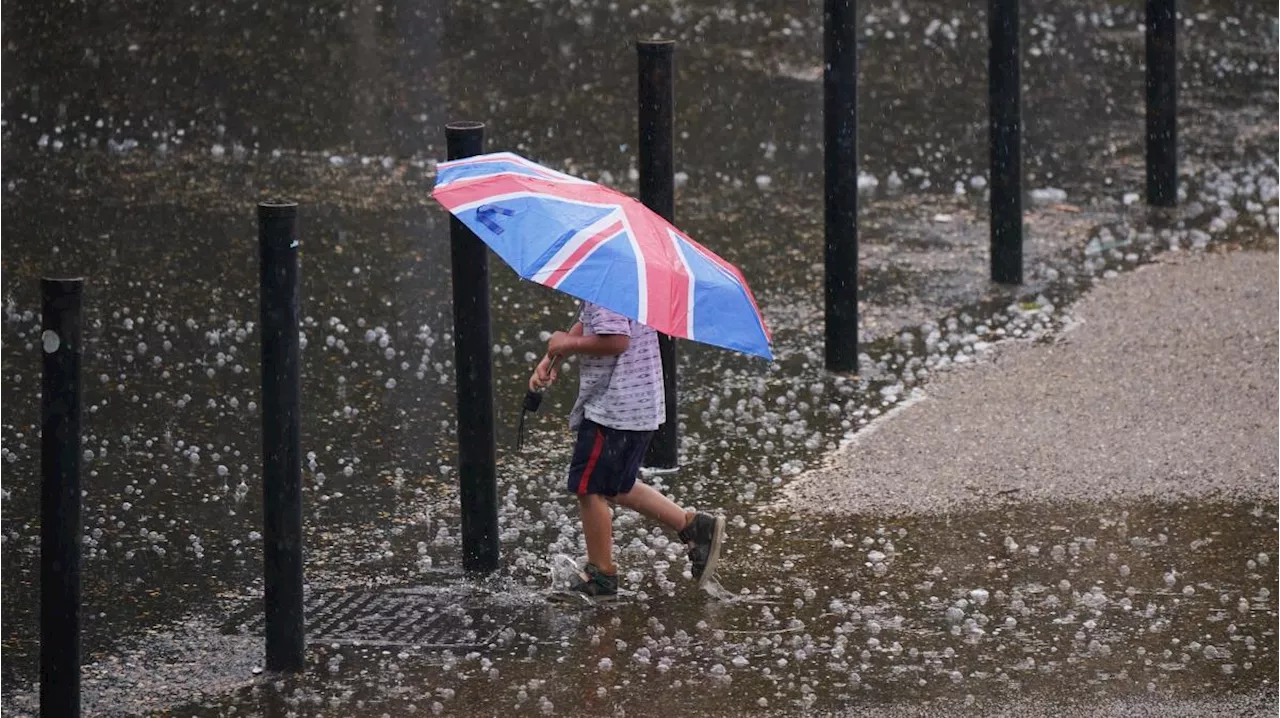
[611,480,693,533]
[577,493,616,573]
[614,479,725,587]
[566,420,618,575]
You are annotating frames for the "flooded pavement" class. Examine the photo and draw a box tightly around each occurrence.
[2,0,1277,715]
[290,500,1276,715]
[19,499,1275,717]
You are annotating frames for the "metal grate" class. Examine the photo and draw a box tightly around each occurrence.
[233,589,517,648]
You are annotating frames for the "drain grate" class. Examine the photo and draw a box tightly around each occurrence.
[231,589,518,648]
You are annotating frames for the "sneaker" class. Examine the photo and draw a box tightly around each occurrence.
[567,563,619,598]
[678,512,725,588]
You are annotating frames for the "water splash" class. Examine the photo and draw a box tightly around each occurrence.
[548,553,583,590]
[699,573,738,601]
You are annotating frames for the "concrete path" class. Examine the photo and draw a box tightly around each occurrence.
[785,250,1278,516]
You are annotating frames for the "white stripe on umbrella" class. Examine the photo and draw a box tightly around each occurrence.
[530,211,625,285]
[546,224,627,292]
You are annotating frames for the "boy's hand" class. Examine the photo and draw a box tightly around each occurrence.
[529,354,558,392]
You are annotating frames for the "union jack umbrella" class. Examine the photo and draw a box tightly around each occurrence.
[431,152,773,360]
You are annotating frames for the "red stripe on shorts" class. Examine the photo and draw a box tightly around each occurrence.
[576,426,606,495]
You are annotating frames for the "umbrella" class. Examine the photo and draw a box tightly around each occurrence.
[431,152,773,361]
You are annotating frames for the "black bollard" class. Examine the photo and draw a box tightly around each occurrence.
[446,121,499,573]
[824,0,859,372]
[637,40,679,469]
[1146,0,1177,206]
[989,0,1023,284]
[258,201,305,672]
[41,277,83,718]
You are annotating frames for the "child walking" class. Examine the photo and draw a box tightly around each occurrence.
[530,301,725,598]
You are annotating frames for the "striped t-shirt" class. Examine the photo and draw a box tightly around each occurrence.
[568,302,666,432]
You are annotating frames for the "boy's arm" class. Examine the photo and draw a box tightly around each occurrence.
[549,322,585,355]
[547,322,629,357]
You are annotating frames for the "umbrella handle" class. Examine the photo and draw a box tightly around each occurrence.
[517,355,564,450]
[522,389,544,413]
[527,354,562,399]
[524,353,562,412]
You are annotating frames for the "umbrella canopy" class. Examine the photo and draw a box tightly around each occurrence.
[432,152,773,360]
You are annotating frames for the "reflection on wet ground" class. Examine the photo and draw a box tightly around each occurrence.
[1,0,1276,714]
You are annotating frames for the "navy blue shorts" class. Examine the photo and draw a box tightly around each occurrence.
[567,419,654,496]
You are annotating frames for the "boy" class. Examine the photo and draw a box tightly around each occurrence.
[530,301,725,598]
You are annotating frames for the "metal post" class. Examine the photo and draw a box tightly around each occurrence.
[445,121,499,573]
[1146,0,1177,206]
[989,0,1023,284]
[824,0,859,372]
[258,201,305,672]
[41,277,83,718]
[638,39,679,469]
